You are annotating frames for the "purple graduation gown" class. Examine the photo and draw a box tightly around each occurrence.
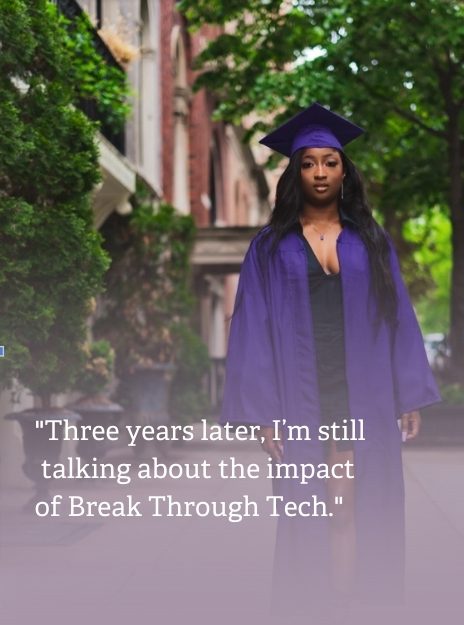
[218,221,441,615]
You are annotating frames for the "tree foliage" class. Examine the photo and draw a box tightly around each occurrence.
[405,209,451,333]
[95,187,197,375]
[179,0,464,377]
[95,183,211,424]
[0,0,131,401]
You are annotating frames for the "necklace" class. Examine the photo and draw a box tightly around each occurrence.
[303,221,340,241]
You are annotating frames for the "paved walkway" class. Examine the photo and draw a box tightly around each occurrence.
[0,425,463,625]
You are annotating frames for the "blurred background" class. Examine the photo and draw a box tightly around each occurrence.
[0,2,462,624]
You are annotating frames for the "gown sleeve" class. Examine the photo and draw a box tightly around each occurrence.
[219,231,281,428]
[387,234,442,417]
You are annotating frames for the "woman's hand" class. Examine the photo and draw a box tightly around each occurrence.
[400,410,421,442]
[258,426,283,462]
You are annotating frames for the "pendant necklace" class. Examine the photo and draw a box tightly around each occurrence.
[308,221,339,241]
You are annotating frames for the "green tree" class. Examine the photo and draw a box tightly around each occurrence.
[179,0,463,380]
[404,208,451,333]
[0,0,131,404]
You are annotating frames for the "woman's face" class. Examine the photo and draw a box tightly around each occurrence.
[300,147,345,206]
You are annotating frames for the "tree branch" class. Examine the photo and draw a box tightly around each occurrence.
[354,73,446,139]
[390,105,446,139]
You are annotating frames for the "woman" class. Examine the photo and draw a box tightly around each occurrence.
[219,103,441,621]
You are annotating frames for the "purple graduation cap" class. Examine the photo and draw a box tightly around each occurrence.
[259,101,365,157]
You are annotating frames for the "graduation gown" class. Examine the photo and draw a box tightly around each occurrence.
[218,219,441,615]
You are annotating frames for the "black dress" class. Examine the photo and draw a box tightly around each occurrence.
[298,231,354,452]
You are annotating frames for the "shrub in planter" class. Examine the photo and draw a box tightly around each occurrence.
[96,189,211,429]
[0,0,128,503]
[0,0,129,404]
[169,323,211,425]
[73,339,115,398]
[67,339,123,461]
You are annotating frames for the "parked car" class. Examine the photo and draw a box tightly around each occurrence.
[424,333,450,373]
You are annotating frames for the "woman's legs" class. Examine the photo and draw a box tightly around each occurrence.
[326,438,356,600]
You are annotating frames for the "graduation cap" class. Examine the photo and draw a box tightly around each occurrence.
[259,102,365,157]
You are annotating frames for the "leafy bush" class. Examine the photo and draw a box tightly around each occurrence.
[169,324,211,424]
[0,0,129,404]
[95,197,197,374]
[73,340,115,397]
[95,182,211,422]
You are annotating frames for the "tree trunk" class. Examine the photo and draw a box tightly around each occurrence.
[447,115,464,382]
[40,394,52,409]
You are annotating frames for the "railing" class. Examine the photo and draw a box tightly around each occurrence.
[55,0,126,155]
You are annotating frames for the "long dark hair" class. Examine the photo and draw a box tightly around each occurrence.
[257,148,398,328]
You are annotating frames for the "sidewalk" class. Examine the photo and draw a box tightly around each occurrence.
[0,426,463,625]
